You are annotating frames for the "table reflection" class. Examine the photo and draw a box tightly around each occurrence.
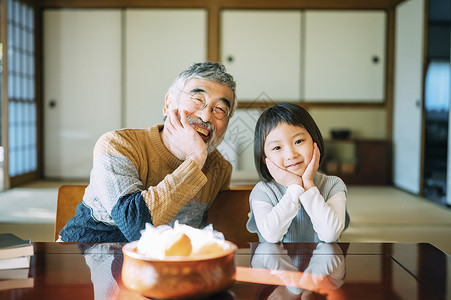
[78,243,124,300]
[14,242,446,300]
[242,243,347,299]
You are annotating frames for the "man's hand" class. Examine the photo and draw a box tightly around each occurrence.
[164,109,207,169]
[266,158,302,188]
[302,143,320,190]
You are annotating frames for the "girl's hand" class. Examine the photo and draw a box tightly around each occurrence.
[266,158,302,188]
[302,142,320,190]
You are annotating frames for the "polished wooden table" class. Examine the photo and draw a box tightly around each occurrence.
[0,242,449,299]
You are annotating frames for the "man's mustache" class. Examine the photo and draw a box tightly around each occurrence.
[186,116,216,135]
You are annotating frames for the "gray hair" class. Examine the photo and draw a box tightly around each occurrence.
[168,62,237,116]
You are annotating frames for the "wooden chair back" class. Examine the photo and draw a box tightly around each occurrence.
[54,185,258,243]
[54,185,87,241]
[207,187,258,242]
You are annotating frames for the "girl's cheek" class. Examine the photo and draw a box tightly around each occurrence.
[308,142,315,161]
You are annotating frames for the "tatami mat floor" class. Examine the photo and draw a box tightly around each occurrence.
[339,186,451,253]
[0,181,450,253]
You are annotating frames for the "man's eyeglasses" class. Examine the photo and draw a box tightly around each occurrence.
[179,90,230,120]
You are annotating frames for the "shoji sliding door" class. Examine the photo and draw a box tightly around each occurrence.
[43,9,122,179]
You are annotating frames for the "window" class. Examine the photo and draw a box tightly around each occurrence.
[425,60,450,112]
[7,0,37,178]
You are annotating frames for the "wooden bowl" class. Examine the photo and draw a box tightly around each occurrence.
[122,241,237,299]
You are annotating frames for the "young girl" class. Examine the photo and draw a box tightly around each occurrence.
[246,103,349,243]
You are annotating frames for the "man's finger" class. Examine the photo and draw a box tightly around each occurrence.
[169,109,181,126]
[179,109,191,128]
[164,113,175,134]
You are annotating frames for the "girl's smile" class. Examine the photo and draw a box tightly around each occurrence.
[286,161,302,169]
[264,123,314,177]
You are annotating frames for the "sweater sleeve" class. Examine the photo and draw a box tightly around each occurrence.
[141,159,207,226]
[299,188,347,242]
[251,184,304,243]
[111,192,152,242]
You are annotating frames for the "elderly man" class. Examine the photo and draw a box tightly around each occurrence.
[59,62,237,242]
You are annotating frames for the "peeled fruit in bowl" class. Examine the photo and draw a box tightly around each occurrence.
[136,222,228,259]
[193,241,225,256]
[123,223,237,298]
[163,232,192,256]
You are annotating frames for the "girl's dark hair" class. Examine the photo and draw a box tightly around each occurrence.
[254,102,325,182]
